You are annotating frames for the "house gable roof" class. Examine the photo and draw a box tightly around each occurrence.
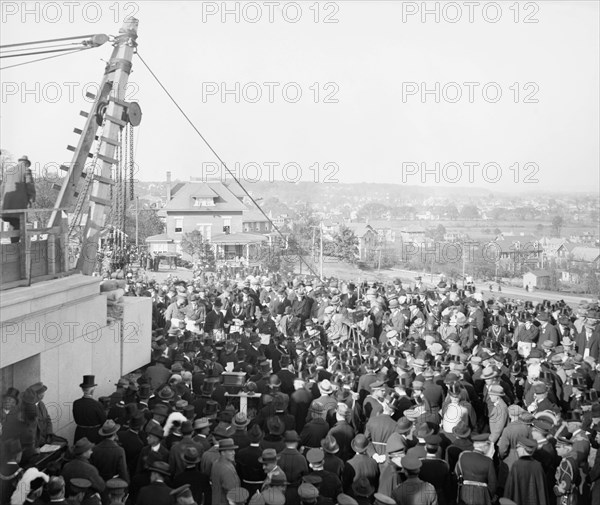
[164,182,247,212]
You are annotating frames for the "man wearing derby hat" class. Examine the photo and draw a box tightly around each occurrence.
[73,375,106,444]
[504,437,549,505]
[136,461,172,505]
[61,438,105,494]
[90,420,129,483]
[1,154,35,243]
[391,455,437,505]
[171,446,203,504]
[212,439,241,505]
[343,434,379,495]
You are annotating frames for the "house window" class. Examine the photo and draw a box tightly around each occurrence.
[197,224,212,241]
[175,218,183,233]
[223,218,231,233]
[193,197,215,207]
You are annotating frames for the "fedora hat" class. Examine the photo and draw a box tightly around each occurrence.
[284,430,300,443]
[72,437,94,455]
[148,461,171,476]
[79,375,97,388]
[266,416,285,436]
[29,382,48,394]
[99,420,120,437]
[183,446,201,464]
[321,435,339,454]
[481,367,499,380]
[158,387,175,400]
[232,412,250,429]
[18,155,31,165]
[318,379,334,395]
[258,448,279,463]
[147,424,164,439]
[248,424,263,443]
[218,438,238,451]
[352,477,374,498]
[351,434,369,454]
[193,417,210,430]
[488,385,505,397]
[452,420,471,439]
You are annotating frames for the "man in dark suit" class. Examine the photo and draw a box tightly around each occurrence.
[575,320,600,361]
[117,412,146,479]
[291,288,313,329]
[73,376,107,444]
[537,312,560,347]
[278,430,308,486]
[328,403,355,462]
[236,425,265,496]
[1,154,35,243]
[90,420,129,483]
[172,447,203,505]
[61,437,106,494]
[136,461,172,505]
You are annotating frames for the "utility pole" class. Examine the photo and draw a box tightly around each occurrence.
[320,221,324,280]
[135,196,139,249]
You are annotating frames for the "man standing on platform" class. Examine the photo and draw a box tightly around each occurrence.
[73,376,106,444]
[1,154,36,243]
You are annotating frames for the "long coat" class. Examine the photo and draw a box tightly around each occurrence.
[1,160,35,213]
[90,437,129,482]
[72,397,107,444]
[61,456,106,493]
[504,456,549,505]
[455,450,497,505]
[135,480,172,505]
[211,456,241,505]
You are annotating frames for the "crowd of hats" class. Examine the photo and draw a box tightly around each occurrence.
[3,268,600,505]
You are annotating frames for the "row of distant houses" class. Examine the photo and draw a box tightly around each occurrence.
[144,178,599,278]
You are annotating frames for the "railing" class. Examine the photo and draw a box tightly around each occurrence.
[0,208,77,290]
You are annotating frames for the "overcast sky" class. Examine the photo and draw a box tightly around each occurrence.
[1,1,598,193]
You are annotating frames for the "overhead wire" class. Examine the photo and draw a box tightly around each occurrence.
[0,47,93,70]
[0,42,84,54]
[135,52,322,279]
[0,46,91,59]
[0,34,98,49]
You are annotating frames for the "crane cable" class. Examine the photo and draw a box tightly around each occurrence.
[0,47,93,71]
[135,51,322,279]
[0,34,99,49]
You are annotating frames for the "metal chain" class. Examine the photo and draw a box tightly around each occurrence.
[123,125,128,225]
[129,122,135,201]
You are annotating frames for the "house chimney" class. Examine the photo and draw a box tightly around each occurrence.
[166,171,172,202]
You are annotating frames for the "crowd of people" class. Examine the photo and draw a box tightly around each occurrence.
[2,270,600,505]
